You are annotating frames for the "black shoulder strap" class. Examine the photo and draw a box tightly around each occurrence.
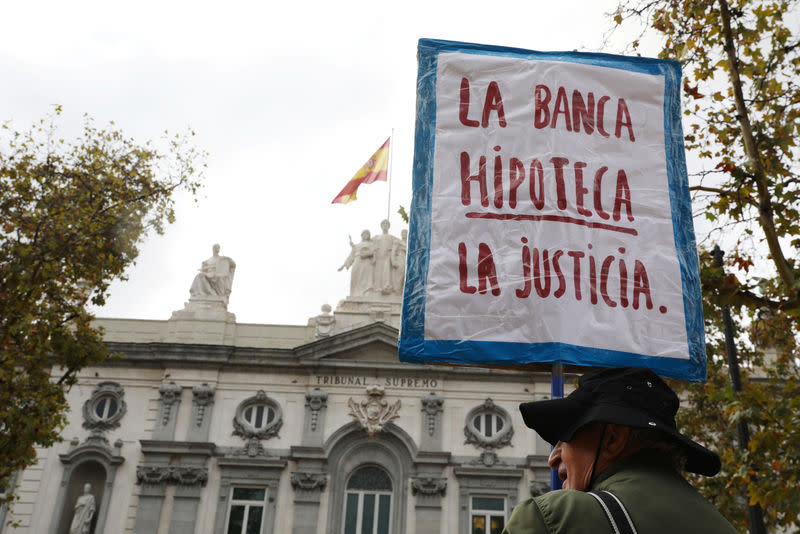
[588,490,638,534]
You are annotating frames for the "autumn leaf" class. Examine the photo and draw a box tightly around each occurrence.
[0,108,205,503]
[612,0,800,531]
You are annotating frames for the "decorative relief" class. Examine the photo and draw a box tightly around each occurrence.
[347,385,401,437]
[158,382,182,426]
[136,465,208,487]
[232,390,283,441]
[468,450,509,468]
[464,398,514,450]
[290,472,328,491]
[192,383,215,427]
[420,392,443,437]
[136,466,172,485]
[410,477,447,497]
[173,466,209,486]
[231,437,272,458]
[305,388,328,432]
[82,382,127,433]
[312,304,336,338]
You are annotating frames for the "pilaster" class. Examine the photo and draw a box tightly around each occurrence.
[153,382,183,440]
[186,383,215,441]
[419,392,444,451]
[412,450,451,534]
[289,446,327,534]
[302,388,327,446]
[134,441,214,534]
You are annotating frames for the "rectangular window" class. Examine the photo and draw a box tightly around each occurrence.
[343,491,391,534]
[226,487,267,534]
[470,496,506,534]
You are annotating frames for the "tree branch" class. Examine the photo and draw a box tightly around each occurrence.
[718,0,798,296]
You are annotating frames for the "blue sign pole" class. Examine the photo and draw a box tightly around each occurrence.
[550,363,564,491]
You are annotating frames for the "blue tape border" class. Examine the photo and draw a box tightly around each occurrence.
[399,38,705,382]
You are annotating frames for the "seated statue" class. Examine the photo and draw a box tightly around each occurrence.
[190,244,236,305]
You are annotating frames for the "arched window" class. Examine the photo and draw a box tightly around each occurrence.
[342,466,392,534]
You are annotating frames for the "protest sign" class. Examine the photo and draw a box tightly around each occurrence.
[399,39,706,382]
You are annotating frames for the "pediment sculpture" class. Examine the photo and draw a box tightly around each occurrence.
[171,244,237,321]
[339,220,407,298]
[189,243,236,306]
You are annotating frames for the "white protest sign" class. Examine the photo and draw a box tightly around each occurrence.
[399,39,705,382]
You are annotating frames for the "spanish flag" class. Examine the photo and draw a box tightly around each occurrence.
[332,137,390,204]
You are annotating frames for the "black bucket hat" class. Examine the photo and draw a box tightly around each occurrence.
[519,367,720,476]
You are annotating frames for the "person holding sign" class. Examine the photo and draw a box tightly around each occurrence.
[503,367,736,534]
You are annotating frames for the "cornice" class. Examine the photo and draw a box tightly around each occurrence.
[102,334,557,382]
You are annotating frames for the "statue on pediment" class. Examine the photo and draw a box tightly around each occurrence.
[190,243,236,305]
[339,221,406,299]
[392,228,408,295]
[171,244,237,322]
[339,230,376,297]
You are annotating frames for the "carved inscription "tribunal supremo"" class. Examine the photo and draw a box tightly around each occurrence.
[314,375,439,389]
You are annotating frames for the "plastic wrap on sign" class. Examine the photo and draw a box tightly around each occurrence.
[398,38,706,382]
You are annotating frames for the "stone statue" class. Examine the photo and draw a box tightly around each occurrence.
[338,230,376,297]
[391,228,408,294]
[189,244,236,305]
[69,483,96,534]
[337,222,408,299]
[371,219,400,295]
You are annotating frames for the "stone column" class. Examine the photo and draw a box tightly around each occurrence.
[411,476,448,534]
[419,392,444,451]
[289,440,327,534]
[290,472,328,534]
[133,464,170,534]
[135,441,213,534]
[412,450,450,534]
[153,382,182,440]
[302,388,327,446]
[414,393,447,533]
[169,466,209,534]
[186,383,215,441]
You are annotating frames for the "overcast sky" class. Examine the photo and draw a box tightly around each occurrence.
[2,0,645,325]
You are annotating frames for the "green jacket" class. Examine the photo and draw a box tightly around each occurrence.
[503,450,737,534]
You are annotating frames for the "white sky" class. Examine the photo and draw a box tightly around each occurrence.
[2,0,643,325]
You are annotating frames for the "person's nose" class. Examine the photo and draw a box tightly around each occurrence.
[548,441,563,470]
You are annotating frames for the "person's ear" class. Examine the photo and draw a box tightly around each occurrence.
[602,424,631,458]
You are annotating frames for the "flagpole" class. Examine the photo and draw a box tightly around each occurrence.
[386,130,394,221]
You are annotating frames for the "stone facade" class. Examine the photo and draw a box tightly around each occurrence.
[2,236,556,534]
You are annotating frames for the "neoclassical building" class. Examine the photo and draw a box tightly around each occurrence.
[2,227,555,534]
